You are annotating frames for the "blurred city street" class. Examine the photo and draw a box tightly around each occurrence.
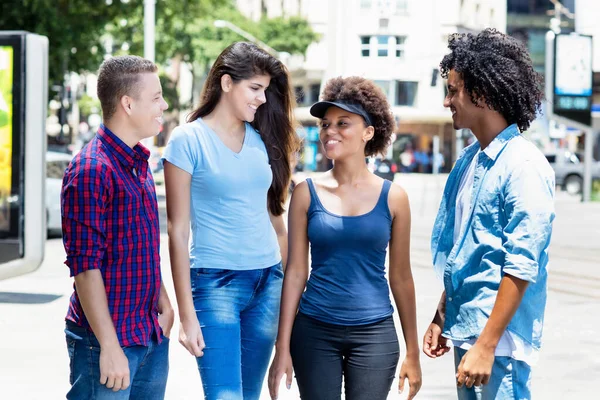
[1,173,599,399]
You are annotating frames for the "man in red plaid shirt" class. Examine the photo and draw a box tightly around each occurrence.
[61,55,173,399]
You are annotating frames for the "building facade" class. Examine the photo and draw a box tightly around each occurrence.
[237,0,507,171]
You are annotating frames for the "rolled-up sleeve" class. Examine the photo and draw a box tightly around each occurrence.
[502,159,555,283]
[61,158,112,277]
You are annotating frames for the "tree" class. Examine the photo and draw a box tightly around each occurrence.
[0,0,132,87]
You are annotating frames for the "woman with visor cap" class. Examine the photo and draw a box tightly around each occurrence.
[268,76,422,400]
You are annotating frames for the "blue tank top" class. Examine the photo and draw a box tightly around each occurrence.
[298,178,394,325]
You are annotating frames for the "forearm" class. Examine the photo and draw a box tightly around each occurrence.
[433,291,446,324]
[476,274,528,350]
[277,233,288,270]
[167,232,195,321]
[158,281,173,313]
[275,266,307,351]
[74,269,119,348]
[390,275,420,356]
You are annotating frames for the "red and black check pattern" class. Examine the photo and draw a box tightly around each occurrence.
[61,125,162,347]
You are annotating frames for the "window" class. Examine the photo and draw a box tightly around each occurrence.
[361,36,371,57]
[395,36,406,58]
[309,84,320,103]
[361,35,406,58]
[395,0,408,14]
[295,86,305,105]
[360,0,372,8]
[395,81,418,106]
[374,81,391,100]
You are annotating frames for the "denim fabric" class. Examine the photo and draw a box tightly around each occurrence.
[290,312,400,400]
[65,321,169,400]
[431,124,555,349]
[191,263,283,400]
[454,347,532,400]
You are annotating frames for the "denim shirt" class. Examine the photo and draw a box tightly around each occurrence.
[431,124,555,349]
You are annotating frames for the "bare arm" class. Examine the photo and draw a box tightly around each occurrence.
[268,181,310,399]
[269,211,288,270]
[388,185,422,399]
[164,161,204,357]
[157,280,174,338]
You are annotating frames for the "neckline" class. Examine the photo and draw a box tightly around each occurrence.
[309,179,388,219]
[197,117,247,158]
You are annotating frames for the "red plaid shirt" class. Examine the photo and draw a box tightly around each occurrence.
[61,125,162,346]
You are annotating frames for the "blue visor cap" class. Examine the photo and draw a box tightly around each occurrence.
[309,101,373,127]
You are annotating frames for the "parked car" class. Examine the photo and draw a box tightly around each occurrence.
[545,150,600,195]
[369,158,397,182]
[46,151,73,237]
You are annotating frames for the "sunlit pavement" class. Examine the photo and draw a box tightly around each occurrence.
[1,173,598,399]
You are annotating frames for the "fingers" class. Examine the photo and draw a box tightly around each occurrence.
[408,383,419,400]
[269,370,282,399]
[398,374,405,394]
[423,329,436,358]
[286,366,293,390]
[482,374,491,385]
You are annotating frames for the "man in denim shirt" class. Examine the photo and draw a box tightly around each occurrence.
[423,29,555,399]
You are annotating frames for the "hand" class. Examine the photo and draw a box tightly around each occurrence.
[99,344,130,392]
[179,317,205,357]
[268,349,294,400]
[398,355,422,400]
[158,307,175,338]
[456,342,495,388]
[423,321,451,358]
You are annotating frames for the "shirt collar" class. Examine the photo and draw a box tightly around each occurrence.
[481,124,520,161]
[97,124,150,168]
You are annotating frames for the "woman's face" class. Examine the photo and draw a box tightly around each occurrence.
[223,74,271,123]
[319,106,373,161]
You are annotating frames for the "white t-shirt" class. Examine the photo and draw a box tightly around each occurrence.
[451,150,538,366]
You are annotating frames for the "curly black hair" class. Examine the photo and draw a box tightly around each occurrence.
[440,28,544,132]
[321,76,395,157]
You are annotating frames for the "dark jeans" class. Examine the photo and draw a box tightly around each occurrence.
[65,321,169,400]
[290,312,400,400]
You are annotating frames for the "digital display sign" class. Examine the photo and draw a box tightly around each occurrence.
[553,33,593,126]
[0,46,13,233]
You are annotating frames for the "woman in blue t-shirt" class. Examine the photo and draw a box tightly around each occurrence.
[268,76,422,400]
[162,42,298,400]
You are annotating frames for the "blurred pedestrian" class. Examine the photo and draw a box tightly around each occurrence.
[423,29,555,400]
[268,76,422,400]
[162,42,298,400]
[61,55,173,400]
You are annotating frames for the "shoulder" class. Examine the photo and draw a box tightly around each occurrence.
[387,181,410,218]
[289,179,312,212]
[506,136,554,177]
[168,120,205,143]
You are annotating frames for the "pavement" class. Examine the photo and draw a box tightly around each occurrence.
[1,173,599,399]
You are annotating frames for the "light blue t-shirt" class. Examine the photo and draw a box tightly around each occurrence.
[162,117,281,270]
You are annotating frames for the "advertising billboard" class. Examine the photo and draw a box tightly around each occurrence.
[0,46,13,233]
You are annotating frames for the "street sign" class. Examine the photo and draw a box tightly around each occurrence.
[553,33,593,126]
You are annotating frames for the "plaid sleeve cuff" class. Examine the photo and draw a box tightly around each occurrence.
[66,255,103,277]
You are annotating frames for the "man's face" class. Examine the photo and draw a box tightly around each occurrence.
[129,72,168,140]
[443,69,482,130]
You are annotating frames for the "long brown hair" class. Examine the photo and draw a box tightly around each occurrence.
[188,42,299,216]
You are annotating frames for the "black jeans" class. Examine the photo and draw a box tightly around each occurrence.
[290,312,400,400]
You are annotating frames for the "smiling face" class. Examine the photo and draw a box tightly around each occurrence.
[127,72,168,140]
[318,106,374,161]
[443,69,484,131]
[222,73,271,123]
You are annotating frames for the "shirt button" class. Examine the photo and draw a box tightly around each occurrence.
[448,297,453,302]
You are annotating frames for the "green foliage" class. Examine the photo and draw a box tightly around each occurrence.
[259,16,320,55]
[0,0,131,86]
[592,179,600,202]
[77,94,101,118]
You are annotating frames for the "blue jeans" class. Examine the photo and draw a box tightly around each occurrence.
[454,347,532,400]
[65,321,169,400]
[290,312,400,400]
[191,263,283,400]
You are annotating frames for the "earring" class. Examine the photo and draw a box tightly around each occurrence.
[362,138,367,143]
